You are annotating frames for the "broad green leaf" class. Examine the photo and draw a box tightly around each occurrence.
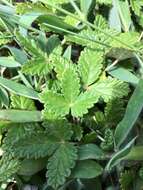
[94,14,108,30]
[78,48,103,87]
[0,77,39,100]
[78,144,105,160]
[106,138,136,171]
[18,158,47,176]
[47,143,77,189]
[108,67,139,85]
[115,79,143,147]
[0,110,42,122]
[0,57,21,67]
[71,160,103,179]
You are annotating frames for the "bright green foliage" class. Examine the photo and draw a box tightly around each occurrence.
[22,57,52,76]
[10,95,36,110]
[16,32,44,57]
[94,15,108,30]
[110,32,140,49]
[130,0,143,16]
[78,48,103,87]
[47,143,77,189]
[91,78,129,102]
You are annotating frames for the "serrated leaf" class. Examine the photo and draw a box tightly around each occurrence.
[22,57,51,76]
[90,78,129,102]
[62,67,80,103]
[71,90,99,117]
[110,32,139,49]
[71,160,103,179]
[130,0,143,16]
[78,48,103,87]
[15,32,44,57]
[41,91,69,117]
[11,95,36,110]
[0,155,20,182]
[11,132,58,159]
[94,14,108,30]
[47,143,77,189]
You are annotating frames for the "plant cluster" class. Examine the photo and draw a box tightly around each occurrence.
[0,0,143,189]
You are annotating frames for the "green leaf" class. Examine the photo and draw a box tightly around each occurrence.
[71,90,99,117]
[0,87,9,107]
[0,76,39,100]
[80,0,93,18]
[0,155,20,182]
[47,143,77,189]
[0,110,42,122]
[110,32,139,49]
[15,32,44,57]
[114,0,132,32]
[125,146,143,160]
[22,57,52,76]
[0,57,21,67]
[71,160,103,179]
[106,138,136,171]
[18,158,47,176]
[91,78,129,102]
[10,95,36,110]
[130,0,143,16]
[115,79,143,147]
[61,67,80,103]
[11,131,58,159]
[78,144,105,160]
[41,91,69,117]
[108,67,139,85]
[78,48,103,87]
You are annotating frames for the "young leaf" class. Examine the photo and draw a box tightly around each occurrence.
[78,48,103,87]
[115,79,143,147]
